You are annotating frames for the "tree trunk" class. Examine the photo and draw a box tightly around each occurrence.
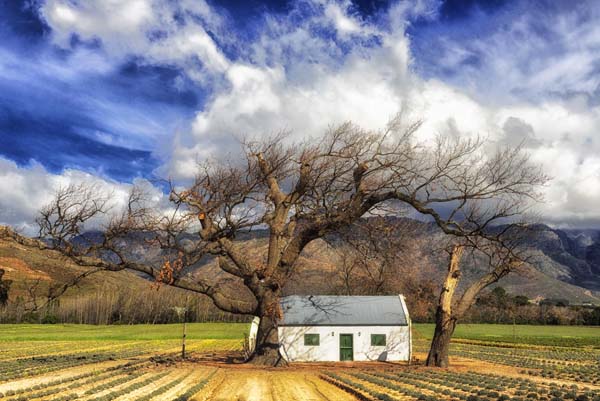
[247,289,286,366]
[426,307,457,367]
[0,269,10,306]
[426,245,463,368]
[249,314,285,366]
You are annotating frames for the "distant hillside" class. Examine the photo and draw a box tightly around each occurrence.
[525,225,600,291]
[0,228,232,324]
[0,233,143,300]
[1,220,599,312]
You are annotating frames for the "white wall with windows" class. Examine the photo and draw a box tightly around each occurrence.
[278,324,410,362]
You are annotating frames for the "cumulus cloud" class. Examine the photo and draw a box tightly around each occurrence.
[416,1,600,104]
[2,0,598,228]
[0,158,166,235]
[40,0,229,80]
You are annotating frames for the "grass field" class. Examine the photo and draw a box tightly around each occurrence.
[0,323,598,400]
[0,323,249,341]
[413,323,600,347]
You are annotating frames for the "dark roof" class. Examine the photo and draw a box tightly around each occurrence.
[280,295,408,326]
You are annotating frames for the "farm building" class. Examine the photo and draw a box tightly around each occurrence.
[250,295,412,362]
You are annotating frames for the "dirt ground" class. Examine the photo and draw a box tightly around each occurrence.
[195,369,357,401]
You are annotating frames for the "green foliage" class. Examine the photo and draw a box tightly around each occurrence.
[41,314,59,324]
[514,295,530,306]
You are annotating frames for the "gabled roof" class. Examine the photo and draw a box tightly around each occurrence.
[280,295,408,326]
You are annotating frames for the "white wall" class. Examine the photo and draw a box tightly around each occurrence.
[248,316,260,352]
[278,325,410,362]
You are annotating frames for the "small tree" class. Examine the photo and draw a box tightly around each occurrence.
[172,306,188,359]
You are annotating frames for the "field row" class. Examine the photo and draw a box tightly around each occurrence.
[414,339,600,386]
[0,362,216,401]
[323,368,600,401]
[0,339,241,383]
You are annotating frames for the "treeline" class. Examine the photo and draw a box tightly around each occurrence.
[0,284,249,324]
[400,286,599,326]
[461,287,600,326]
[1,282,597,325]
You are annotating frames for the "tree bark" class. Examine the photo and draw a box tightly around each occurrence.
[426,245,463,367]
[247,289,286,366]
[426,307,457,368]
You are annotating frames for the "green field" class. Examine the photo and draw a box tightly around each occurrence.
[1,323,597,347]
[0,322,249,341]
[413,323,600,347]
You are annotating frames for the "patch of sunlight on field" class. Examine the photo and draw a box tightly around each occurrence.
[0,323,250,341]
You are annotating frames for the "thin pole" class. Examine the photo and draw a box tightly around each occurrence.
[182,318,187,359]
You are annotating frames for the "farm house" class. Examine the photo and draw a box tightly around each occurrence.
[251,295,412,362]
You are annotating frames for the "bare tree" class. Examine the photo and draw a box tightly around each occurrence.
[426,227,536,367]
[329,217,433,297]
[9,118,547,366]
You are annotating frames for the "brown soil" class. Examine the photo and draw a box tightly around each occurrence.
[194,369,357,401]
[0,257,51,281]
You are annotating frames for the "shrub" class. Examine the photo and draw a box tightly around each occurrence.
[41,314,59,324]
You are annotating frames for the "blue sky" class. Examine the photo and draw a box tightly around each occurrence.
[1,0,600,230]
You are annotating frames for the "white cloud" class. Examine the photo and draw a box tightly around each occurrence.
[164,40,412,178]
[427,2,600,104]
[41,0,229,77]
[0,158,166,235]
[17,0,600,228]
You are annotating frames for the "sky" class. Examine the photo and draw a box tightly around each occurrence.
[1,0,600,233]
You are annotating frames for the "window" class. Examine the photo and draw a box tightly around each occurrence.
[304,333,320,346]
[371,334,386,346]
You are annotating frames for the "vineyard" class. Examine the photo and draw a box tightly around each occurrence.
[0,324,598,400]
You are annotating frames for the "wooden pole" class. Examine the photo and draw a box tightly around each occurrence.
[182,318,187,359]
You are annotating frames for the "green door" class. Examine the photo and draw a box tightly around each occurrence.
[339,334,353,361]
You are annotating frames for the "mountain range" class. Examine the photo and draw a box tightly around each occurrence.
[1,221,599,307]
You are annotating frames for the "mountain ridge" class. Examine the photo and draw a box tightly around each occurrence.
[1,221,599,306]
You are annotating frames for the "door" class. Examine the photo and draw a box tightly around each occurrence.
[339,334,353,361]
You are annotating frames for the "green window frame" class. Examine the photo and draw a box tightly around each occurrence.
[371,334,386,346]
[304,333,320,346]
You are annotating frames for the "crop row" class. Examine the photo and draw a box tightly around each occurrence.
[0,360,147,400]
[0,341,148,362]
[323,368,600,401]
[413,340,600,386]
[135,370,193,401]
[172,370,218,401]
[0,348,147,382]
[377,368,598,401]
[447,347,600,385]
[86,370,171,401]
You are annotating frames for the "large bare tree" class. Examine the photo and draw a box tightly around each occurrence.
[9,118,547,365]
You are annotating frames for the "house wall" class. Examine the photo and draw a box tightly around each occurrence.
[248,316,260,352]
[278,325,410,362]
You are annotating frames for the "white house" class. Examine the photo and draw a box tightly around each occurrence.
[268,295,412,362]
